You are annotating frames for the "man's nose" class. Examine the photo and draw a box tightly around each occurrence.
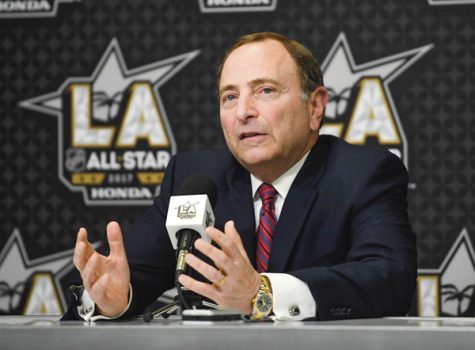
[236,94,257,123]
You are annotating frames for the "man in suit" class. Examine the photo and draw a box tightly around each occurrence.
[68,32,416,321]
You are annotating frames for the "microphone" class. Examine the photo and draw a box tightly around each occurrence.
[143,175,217,322]
[165,174,218,280]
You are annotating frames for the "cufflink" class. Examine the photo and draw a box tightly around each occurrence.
[289,304,300,317]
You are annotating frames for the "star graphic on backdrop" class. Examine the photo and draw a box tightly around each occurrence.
[18,38,199,205]
[321,32,433,120]
[0,229,79,312]
[419,228,475,316]
[319,32,433,174]
[19,38,199,123]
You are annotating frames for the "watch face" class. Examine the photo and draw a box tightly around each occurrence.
[256,294,272,312]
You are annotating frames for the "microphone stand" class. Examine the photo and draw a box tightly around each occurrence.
[142,296,180,322]
[143,286,218,322]
[143,232,217,323]
[143,289,218,322]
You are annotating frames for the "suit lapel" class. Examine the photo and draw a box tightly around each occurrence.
[221,162,257,267]
[268,137,330,272]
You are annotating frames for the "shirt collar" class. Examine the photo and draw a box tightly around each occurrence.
[250,151,310,200]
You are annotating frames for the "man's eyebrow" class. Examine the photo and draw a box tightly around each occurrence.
[219,78,285,96]
[219,84,238,97]
[248,77,284,89]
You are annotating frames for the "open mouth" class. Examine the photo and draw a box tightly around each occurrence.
[239,132,264,140]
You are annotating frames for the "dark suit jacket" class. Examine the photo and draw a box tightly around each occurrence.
[64,135,417,321]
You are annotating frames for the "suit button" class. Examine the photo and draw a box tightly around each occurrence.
[289,305,300,317]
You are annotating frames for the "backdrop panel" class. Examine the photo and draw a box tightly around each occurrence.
[0,0,474,317]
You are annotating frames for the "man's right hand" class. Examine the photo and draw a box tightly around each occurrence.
[73,221,130,318]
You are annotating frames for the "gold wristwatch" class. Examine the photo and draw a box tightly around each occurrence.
[251,275,273,320]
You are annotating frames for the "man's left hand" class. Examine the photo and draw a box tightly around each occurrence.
[177,220,261,315]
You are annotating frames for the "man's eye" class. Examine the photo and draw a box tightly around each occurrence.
[224,94,236,102]
[262,88,274,94]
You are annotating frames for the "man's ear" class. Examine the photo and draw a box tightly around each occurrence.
[308,86,328,131]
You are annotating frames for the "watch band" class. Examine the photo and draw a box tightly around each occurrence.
[251,275,273,320]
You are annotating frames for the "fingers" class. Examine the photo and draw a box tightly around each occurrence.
[193,238,232,273]
[76,227,94,255]
[224,221,248,259]
[106,221,127,259]
[180,221,260,314]
[72,222,131,317]
[81,252,102,291]
[178,274,219,302]
[205,221,247,261]
[73,228,95,273]
[188,220,251,277]
[188,220,250,282]
[184,253,223,284]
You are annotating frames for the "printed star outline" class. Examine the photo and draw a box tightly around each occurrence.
[321,32,433,170]
[19,38,199,120]
[322,32,433,96]
[418,228,475,316]
[0,229,75,311]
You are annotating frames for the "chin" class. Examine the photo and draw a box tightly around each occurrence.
[236,153,274,169]
[229,144,276,166]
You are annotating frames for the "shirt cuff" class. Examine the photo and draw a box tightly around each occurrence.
[262,273,316,320]
[77,284,133,322]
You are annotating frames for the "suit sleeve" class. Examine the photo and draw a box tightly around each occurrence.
[120,155,178,317]
[289,151,417,320]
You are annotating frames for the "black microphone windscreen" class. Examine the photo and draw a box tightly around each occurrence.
[177,174,218,208]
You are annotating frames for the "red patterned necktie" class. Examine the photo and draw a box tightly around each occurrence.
[256,183,278,272]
